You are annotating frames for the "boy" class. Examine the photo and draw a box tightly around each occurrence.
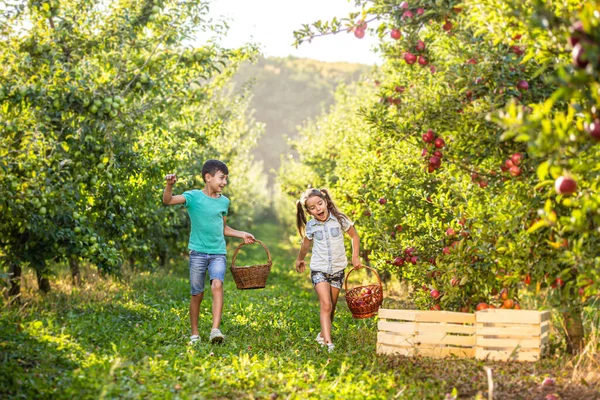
[163,159,255,344]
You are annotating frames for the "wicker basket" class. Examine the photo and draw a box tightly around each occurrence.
[230,239,272,290]
[345,265,384,319]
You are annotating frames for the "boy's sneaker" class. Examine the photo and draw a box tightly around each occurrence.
[189,335,200,344]
[209,328,225,344]
[315,332,325,345]
[327,343,335,353]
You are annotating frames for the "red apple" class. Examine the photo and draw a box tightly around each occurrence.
[422,129,435,142]
[421,148,428,157]
[572,43,588,68]
[446,228,456,236]
[556,278,565,287]
[402,10,414,19]
[451,277,459,287]
[393,257,405,266]
[395,86,405,93]
[476,302,489,311]
[415,40,426,52]
[442,247,451,255]
[511,153,523,165]
[585,119,600,140]
[554,176,577,195]
[434,137,445,148]
[541,377,555,387]
[443,20,452,31]
[394,224,402,231]
[416,8,424,15]
[379,197,387,205]
[509,166,521,176]
[391,29,402,40]
[404,52,417,64]
[418,56,428,66]
[429,156,441,169]
[516,80,529,91]
[478,180,488,188]
[466,58,477,65]
[524,274,531,285]
[354,27,365,39]
[431,304,442,311]
[404,247,415,256]
[433,150,443,158]
[410,256,418,265]
[430,289,440,299]
[505,159,515,168]
[399,1,409,9]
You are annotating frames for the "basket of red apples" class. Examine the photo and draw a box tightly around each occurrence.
[345,265,384,319]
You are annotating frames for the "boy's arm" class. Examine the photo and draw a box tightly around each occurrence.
[295,236,311,273]
[223,217,255,244]
[163,174,186,205]
[346,226,361,268]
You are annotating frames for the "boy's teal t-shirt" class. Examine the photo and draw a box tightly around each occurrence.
[182,190,229,254]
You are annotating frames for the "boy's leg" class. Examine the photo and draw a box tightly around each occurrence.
[314,282,334,344]
[189,251,208,337]
[208,254,227,331]
[190,293,204,336]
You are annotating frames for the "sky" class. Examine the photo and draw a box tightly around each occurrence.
[198,0,383,65]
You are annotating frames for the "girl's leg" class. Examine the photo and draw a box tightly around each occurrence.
[314,282,334,344]
[330,286,341,323]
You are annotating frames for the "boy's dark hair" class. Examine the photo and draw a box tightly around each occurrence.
[202,159,229,182]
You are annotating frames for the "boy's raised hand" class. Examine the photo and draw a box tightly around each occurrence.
[165,174,177,185]
[295,259,306,273]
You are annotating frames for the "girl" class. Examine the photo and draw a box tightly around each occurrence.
[295,188,361,352]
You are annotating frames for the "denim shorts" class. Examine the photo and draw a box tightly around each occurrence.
[189,251,227,295]
[310,270,345,290]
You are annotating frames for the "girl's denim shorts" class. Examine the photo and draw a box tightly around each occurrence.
[310,270,345,290]
[189,250,227,295]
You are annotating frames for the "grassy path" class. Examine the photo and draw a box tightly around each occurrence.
[1,222,597,399]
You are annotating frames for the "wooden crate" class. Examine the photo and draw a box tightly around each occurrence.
[377,308,476,358]
[475,309,551,362]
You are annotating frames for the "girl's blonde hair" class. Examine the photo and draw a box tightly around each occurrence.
[296,188,350,237]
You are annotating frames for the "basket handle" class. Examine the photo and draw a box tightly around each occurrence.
[231,239,272,268]
[344,264,383,292]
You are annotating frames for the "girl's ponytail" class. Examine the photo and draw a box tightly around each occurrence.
[296,200,307,237]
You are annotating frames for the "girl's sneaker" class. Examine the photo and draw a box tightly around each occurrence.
[209,328,225,344]
[189,335,200,344]
[315,332,325,345]
[327,343,335,353]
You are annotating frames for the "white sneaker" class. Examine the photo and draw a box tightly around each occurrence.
[316,332,325,345]
[189,335,200,344]
[209,328,225,344]
[327,343,335,353]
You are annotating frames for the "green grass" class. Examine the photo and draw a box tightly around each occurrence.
[1,222,598,399]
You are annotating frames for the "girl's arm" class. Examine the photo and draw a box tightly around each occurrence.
[223,217,255,244]
[295,236,311,273]
[346,226,361,267]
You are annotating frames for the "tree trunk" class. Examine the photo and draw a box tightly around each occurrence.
[69,257,81,286]
[35,261,51,293]
[8,262,22,304]
[562,308,584,354]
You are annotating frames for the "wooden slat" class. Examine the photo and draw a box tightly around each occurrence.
[540,311,551,323]
[475,309,544,324]
[476,323,541,336]
[379,320,475,335]
[378,331,476,347]
[378,308,475,324]
[476,337,542,349]
[378,344,474,358]
[476,348,542,362]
